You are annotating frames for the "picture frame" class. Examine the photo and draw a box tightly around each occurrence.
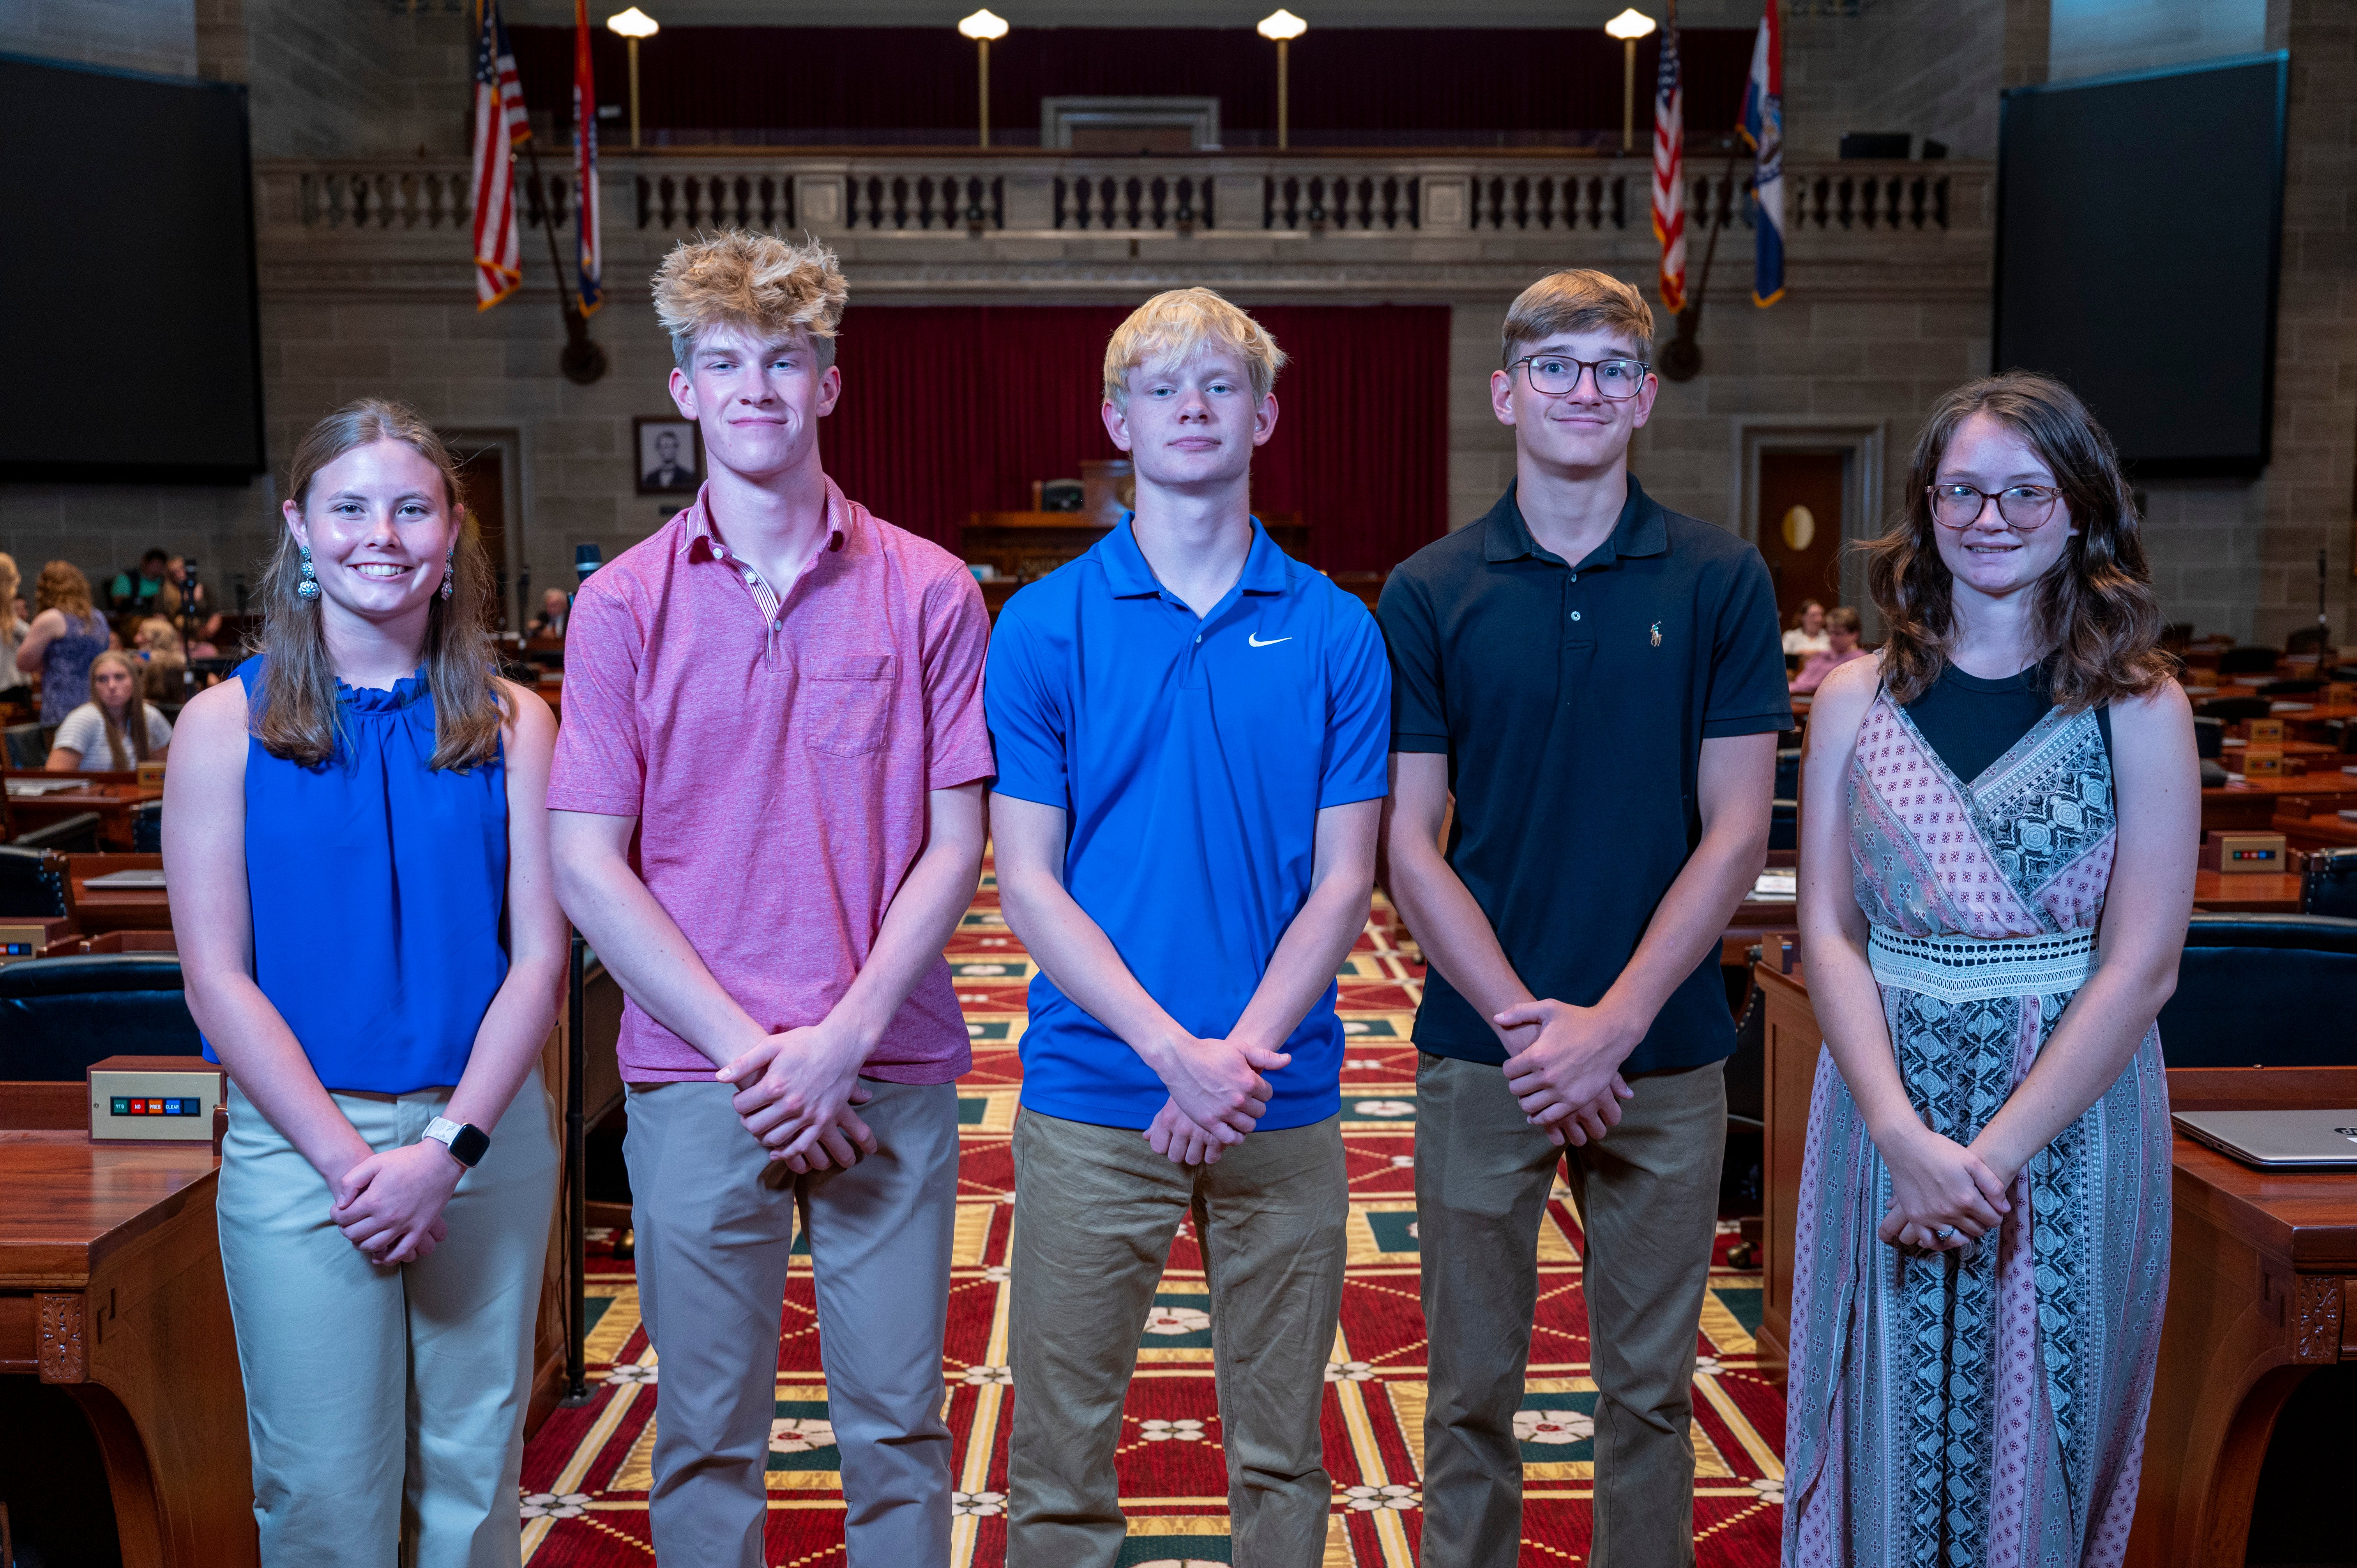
[633,417,703,496]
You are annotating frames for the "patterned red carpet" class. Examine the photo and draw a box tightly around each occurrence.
[518,869,1788,1565]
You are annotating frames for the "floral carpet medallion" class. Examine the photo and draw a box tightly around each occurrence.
[519,874,1788,1564]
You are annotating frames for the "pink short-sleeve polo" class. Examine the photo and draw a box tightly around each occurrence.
[548,479,995,1084]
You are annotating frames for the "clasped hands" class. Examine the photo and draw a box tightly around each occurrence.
[1140,1032,1292,1167]
[331,1139,462,1266]
[1493,997,1637,1147]
[719,1020,879,1172]
[1873,1118,2015,1254]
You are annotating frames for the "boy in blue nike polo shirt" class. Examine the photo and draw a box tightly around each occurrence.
[988,288,1391,1568]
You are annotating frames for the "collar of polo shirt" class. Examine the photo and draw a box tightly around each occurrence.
[1484,474,1670,570]
[677,479,852,563]
[1098,513,1292,602]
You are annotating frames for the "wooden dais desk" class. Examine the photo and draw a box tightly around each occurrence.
[1751,963,2357,1568]
[66,853,171,934]
[0,1089,254,1567]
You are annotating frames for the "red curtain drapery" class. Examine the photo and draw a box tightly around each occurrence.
[814,303,1449,576]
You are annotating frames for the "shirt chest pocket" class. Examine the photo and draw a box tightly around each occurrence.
[794,653,898,758]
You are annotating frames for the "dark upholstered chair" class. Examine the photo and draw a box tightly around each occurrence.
[2305,849,2357,922]
[2285,625,2331,656]
[131,800,162,853]
[2,723,45,770]
[2195,696,2273,723]
[2157,914,2357,1068]
[0,954,203,1079]
[1774,748,1801,802]
[2191,716,2223,759]
[0,844,69,918]
[2258,679,2322,697]
[2216,645,2283,676]
[1769,799,1798,853]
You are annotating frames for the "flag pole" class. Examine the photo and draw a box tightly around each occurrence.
[520,135,608,386]
[1657,136,1744,383]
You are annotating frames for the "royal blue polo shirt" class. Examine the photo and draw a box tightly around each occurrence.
[985,516,1392,1132]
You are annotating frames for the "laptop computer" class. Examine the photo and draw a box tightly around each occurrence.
[2172,1109,2357,1169]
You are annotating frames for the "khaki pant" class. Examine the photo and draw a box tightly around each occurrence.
[624,1077,960,1568]
[1415,1054,1726,1568]
[216,1070,560,1568]
[1007,1109,1348,1568]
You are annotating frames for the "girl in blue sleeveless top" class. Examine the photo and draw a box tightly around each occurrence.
[13,560,114,726]
[165,400,565,1568]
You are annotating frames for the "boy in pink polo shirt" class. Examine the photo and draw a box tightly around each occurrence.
[548,233,993,1568]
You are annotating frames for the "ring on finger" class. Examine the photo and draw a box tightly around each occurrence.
[1933,1225,1956,1241]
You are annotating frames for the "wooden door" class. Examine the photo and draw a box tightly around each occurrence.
[1757,451,1846,627]
[453,445,511,631]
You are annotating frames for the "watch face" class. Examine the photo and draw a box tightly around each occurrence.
[450,1123,491,1167]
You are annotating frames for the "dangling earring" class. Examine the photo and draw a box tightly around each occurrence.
[440,548,455,601]
[297,543,320,601]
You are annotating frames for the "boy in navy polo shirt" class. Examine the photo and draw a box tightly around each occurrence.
[987,289,1391,1568]
[1378,270,1786,1568]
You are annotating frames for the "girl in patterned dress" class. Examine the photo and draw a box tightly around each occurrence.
[1784,373,2198,1566]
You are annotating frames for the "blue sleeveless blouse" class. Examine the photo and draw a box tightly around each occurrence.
[40,610,111,726]
[203,656,509,1094]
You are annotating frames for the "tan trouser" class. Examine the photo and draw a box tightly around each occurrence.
[1006,1109,1348,1568]
[1415,1054,1726,1568]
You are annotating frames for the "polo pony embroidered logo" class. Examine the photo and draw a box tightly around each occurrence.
[1247,634,1293,648]
[1650,622,1663,646]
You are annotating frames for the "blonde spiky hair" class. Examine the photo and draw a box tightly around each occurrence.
[651,231,848,372]
[1102,288,1286,411]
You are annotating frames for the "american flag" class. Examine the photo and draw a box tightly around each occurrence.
[572,0,602,316]
[1652,4,1687,315]
[469,1,528,311]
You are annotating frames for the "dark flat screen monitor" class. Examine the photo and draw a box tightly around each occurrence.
[1994,53,2287,478]
[0,54,265,483]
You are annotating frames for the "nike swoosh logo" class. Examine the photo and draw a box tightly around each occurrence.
[1247,634,1292,648]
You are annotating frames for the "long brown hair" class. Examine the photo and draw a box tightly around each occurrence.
[256,399,505,770]
[34,560,94,620]
[1863,372,2174,711]
[87,650,153,770]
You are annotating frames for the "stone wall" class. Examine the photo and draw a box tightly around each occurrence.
[2048,0,2268,80]
[0,0,197,78]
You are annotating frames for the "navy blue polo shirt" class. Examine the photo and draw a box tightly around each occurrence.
[986,516,1392,1132]
[1376,475,1790,1075]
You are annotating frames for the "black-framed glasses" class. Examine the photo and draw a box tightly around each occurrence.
[1925,483,2065,531]
[1507,354,1651,400]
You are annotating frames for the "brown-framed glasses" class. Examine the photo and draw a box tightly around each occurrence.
[1926,483,2064,531]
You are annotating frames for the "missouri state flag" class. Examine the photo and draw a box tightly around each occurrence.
[572,0,602,315]
[1741,0,1786,307]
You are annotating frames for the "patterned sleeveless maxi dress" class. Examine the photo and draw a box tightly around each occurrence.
[1782,689,2172,1567]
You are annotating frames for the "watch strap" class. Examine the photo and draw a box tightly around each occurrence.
[422,1116,491,1168]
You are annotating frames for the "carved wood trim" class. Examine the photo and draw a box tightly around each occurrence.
[35,1293,86,1383]
[2293,1275,2345,1364]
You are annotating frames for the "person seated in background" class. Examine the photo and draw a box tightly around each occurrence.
[47,649,171,770]
[0,553,28,696]
[526,587,570,640]
[16,560,115,727]
[1790,606,1868,694]
[109,548,170,614]
[1783,599,1831,657]
[134,616,190,699]
[166,554,210,620]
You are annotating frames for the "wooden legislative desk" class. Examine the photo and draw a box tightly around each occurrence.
[66,853,171,934]
[2274,809,2357,852]
[2200,775,2357,833]
[4,772,162,850]
[0,1089,255,1568]
[1751,962,2357,1567]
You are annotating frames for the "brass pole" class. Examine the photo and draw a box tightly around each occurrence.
[979,38,991,149]
[1621,37,1636,155]
[1277,37,1289,150]
[627,35,641,150]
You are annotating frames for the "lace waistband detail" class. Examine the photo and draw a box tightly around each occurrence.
[1866,925,2099,1003]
